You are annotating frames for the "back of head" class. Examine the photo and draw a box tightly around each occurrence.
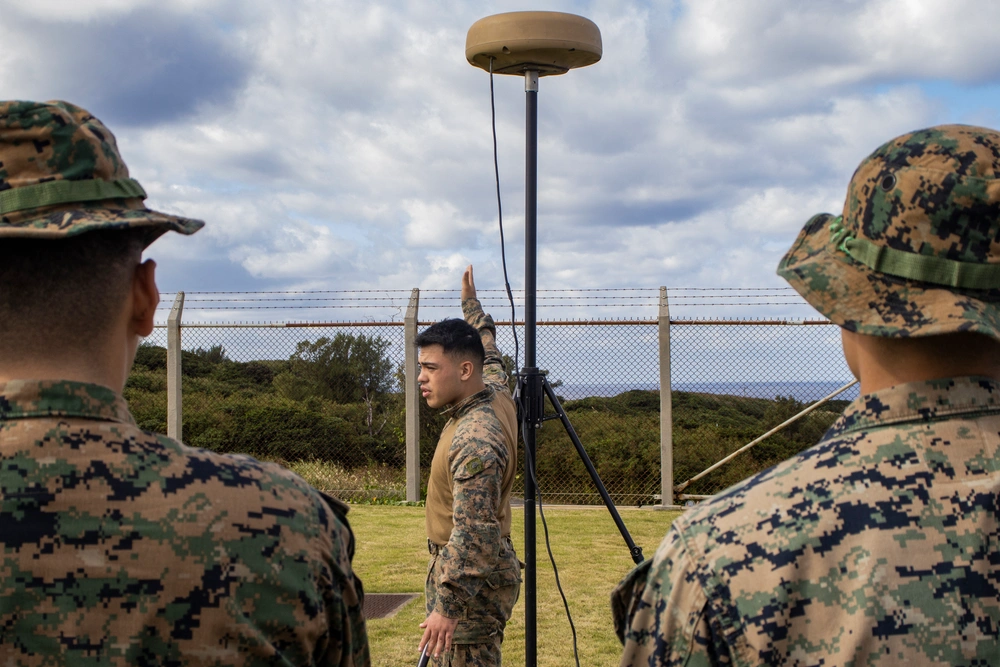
[778,124,1000,349]
[0,230,147,352]
[416,318,486,367]
[0,100,204,355]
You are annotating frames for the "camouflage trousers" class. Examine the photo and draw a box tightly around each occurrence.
[426,537,522,667]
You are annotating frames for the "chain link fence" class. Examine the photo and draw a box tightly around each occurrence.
[503,322,661,505]
[668,322,857,498]
[130,289,859,505]
[130,324,410,502]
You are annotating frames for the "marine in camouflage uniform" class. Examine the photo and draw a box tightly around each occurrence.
[0,101,369,665]
[418,268,521,667]
[613,125,1000,665]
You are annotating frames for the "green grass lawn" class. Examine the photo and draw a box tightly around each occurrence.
[349,504,682,667]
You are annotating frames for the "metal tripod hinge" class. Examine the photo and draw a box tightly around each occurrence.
[517,367,546,429]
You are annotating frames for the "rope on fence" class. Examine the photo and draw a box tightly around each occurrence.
[674,379,859,495]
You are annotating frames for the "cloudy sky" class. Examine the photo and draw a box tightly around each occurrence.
[5,0,1000,324]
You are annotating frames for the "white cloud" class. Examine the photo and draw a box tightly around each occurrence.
[403,199,485,248]
[230,220,354,279]
[9,0,149,20]
[673,0,1000,86]
[3,0,1000,323]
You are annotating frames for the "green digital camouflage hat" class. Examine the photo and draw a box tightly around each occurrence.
[0,100,203,243]
[777,124,1000,340]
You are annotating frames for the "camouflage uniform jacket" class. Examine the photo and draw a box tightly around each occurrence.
[424,298,518,618]
[613,376,1000,666]
[0,379,369,666]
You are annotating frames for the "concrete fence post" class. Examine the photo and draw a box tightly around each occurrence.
[405,288,421,502]
[659,286,674,507]
[167,292,185,441]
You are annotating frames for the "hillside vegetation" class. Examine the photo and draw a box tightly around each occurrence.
[538,389,848,502]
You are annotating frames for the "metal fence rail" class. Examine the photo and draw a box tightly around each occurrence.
[129,288,857,505]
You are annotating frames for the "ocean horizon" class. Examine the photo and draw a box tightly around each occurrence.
[559,380,859,403]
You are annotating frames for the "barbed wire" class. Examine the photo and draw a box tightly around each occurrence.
[153,288,815,319]
[155,288,807,307]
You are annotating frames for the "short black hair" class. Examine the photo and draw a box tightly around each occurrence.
[415,319,485,366]
[0,228,146,352]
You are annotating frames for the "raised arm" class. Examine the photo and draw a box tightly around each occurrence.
[460,265,509,391]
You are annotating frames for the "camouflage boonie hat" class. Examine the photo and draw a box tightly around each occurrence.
[0,100,203,244]
[778,124,1000,340]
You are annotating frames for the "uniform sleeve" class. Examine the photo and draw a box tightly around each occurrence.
[316,493,371,666]
[462,297,509,391]
[613,527,731,667]
[429,414,508,618]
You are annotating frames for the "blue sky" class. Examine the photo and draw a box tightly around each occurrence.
[4,0,1000,324]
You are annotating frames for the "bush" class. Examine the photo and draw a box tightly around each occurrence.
[133,344,167,371]
[125,369,167,393]
[123,387,167,433]
[183,394,355,463]
[181,350,215,378]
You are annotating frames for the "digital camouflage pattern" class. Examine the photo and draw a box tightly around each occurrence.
[0,379,369,666]
[0,100,203,241]
[426,540,520,667]
[424,298,521,666]
[613,376,1000,666]
[778,125,1000,340]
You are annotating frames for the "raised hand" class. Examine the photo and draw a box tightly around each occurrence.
[461,264,477,302]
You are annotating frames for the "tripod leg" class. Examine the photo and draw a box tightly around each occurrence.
[541,378,645,564]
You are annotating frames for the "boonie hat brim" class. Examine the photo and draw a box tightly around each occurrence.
[0,204,204,242]
[778,212,1000,341]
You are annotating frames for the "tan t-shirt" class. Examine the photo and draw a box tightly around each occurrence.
[425,385,518,545]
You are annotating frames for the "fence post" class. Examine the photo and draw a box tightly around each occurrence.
[659,286,674,507]
[405,288,421,502]
[167,292,185,441]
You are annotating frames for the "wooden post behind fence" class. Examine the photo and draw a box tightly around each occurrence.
[167,293,184,441]
[405,289,421,502]
[658,286,674,507]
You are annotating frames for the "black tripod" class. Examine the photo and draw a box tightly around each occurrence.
[516,70,644,667]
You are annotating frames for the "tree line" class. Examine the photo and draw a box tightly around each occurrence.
[126,333,439,470]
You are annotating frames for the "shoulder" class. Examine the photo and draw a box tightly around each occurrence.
[452,391,508,444]
[1,415,364,661]
[616,526,739,665]
[674,427,864,561]
[149,430,353,555]
[449,394,511,478]
[668,408,991,661]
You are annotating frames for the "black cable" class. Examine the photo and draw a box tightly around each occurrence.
[490,57,580,666]
[490,58,520,379]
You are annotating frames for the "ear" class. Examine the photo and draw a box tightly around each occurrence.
[459,358,476,382]
[130,259,159,337]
